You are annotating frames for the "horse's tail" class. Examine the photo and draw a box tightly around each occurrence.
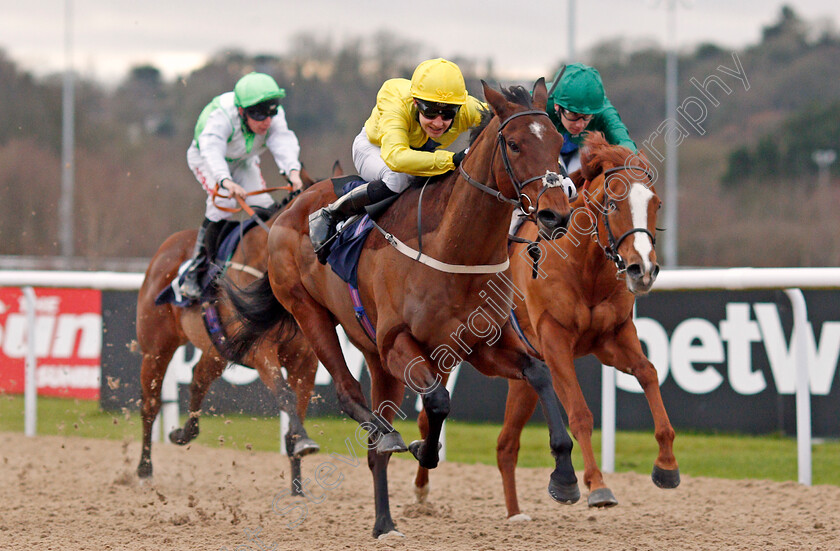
[220,274,297,364]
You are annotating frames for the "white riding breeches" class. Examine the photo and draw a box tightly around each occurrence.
[187,145,275,222]
[351,128,413,193]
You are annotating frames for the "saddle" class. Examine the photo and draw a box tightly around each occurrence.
[154,205,279,307]
[324,176,399,287]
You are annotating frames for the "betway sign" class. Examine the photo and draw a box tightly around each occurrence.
[98,289,840,436]
[620,301,840,396]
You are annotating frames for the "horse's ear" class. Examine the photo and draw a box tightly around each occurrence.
[531,78,547,110]
[332,160,344,178]
[569,169,586,190]
[481,80,508,119]
[300,164,316,188]
[580,132,607,181]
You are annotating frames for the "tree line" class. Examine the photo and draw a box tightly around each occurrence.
[0,6,838,266]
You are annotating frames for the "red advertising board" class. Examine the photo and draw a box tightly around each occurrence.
[0,287,101,399]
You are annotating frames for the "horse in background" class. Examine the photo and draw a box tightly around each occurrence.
[222,79,578,539]
[497,132,678,516]
[135,166,334,494]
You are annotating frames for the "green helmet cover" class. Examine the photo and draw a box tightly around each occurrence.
[234,72,285,108]
[550,63,606,114]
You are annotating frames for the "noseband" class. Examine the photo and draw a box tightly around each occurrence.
[458,109,563,216]
[593,165,657,274]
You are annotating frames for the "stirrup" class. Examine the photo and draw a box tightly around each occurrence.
[179,261,203,299]
[309,208,339,264]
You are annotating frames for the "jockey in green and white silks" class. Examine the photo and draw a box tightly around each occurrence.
[181,72,303,300]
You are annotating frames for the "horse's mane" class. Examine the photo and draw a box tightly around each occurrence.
[468,84,534,146]
[580,132,648,181]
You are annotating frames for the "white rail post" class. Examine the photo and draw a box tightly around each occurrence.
[280,411,290,455]
[23,286,37,437]
[601,363,616,473]
[160,364,180,444]
[784,288,812,486]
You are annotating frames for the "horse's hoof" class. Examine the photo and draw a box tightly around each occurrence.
[652,465,681,489]
[408,440,442,469]
[375,530,405,540]
[292,438,320,457]
[414,483,429,504]
[137,462,152,479]
[587,487,619,508]
[507,513,532,522]
[169,427,196,445]
[376,431,407,454]
[548,477,580,505]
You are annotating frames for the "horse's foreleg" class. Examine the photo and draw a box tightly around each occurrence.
[366,352,407,539]
[470,331,579,505]
[538,318,617,507]
[138,350,175,478]
[385,331,449,470]
[289,295,404,451]
[521,355,580,504]
[598,322,680,489]
[497,378,539,519]
[169,353,226,445]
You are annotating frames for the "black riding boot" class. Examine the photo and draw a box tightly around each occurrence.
[180,218,224,300]
[308,180,396,264]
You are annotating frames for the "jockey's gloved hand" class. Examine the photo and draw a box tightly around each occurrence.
[452,150,467,168]
[561,177,577,201]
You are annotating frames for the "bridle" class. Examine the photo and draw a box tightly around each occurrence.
[458,109,566,218]
[587,165,658,274]
[368,107,566,275]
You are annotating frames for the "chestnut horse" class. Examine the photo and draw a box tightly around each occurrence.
[495,133,679,517]
[223,80,579,538]
[135,169,328,493]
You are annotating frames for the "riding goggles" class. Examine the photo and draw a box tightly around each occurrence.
[244,100,280,121]
[415,98,460,121]
[560,108,594,123]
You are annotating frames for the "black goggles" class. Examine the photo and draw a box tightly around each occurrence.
[560,108,594,123]
[244,101,280,121]
[415,99,460,121]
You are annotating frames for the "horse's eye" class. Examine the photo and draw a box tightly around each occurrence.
[507,140,520,153]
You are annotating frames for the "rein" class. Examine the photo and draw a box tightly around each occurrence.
[212,183,294,233]
[586,165,657,274]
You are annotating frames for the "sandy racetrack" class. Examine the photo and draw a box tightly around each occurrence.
[1,432,839,550]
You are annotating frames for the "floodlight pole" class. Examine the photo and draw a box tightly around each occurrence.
[60,0,76,258]
[567,0,576,63]
[663,0,679,267]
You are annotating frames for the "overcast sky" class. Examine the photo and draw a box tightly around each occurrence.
[2,0,838,84]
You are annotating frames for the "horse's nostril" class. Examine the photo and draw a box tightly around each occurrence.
[626,264,643,279]
[536,209,570,232]
[652,264,661,279]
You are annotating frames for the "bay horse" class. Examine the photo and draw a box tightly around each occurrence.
[222,79,579,538]
[490,133,679,517]
[135,167,329,494]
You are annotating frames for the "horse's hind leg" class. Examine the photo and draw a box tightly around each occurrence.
[259,339,320,496]
[412,409,430,503]
[497,378,539,519]
[169,352,227,445]
[598,323,679,489]
[138,348,176,478]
